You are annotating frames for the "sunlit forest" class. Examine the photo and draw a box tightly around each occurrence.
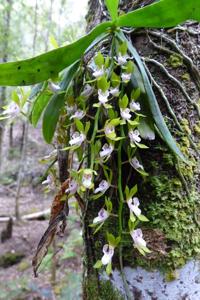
[0,1,199,299]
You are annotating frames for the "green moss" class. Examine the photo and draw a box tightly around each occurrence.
[84,276,124,300]
[0,252,25,268]
[193,121,200,135]
[168,53,183,68]
[141,171,200,271]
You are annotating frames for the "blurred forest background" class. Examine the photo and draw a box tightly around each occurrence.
[0,1,87,299]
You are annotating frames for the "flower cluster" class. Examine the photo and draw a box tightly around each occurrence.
[44,42,152,275]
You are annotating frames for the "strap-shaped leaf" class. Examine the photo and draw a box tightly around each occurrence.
[31,91,52,127]
[42,61,80,143]
[117,0,200,28]
[0,21,111,86]
[105,0,119,20]
[118,32,187,163]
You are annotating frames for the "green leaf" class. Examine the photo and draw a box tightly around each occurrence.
[119,94,129,109]
[106,262,112,275]
[138,118,155,141]
[42,61,79,143]
[11,90,20,105]
[129,184,138,198]
[111,72,120,87]
[130,211,136,223]
[106,232,116,246]
[31,91,51,127]
[118,32,187,163]
[94,260,103,269]
[105,0,119,21]
[0,22,111,86]
[117,0,200,28]
[97,76,110,92]
[131,88,140,100]
[94,52,104,68]
[138,214,149,222]
[75,119,84,132]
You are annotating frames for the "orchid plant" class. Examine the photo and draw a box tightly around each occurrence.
[0,0,198,279]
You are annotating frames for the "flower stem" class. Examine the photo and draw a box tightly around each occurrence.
[90,107,100,169]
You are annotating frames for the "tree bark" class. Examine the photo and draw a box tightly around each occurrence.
[82,1,200,299]
[0,0,13,169]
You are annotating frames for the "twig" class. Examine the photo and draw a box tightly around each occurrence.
[143,57,200,118]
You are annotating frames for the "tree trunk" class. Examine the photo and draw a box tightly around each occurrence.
[0,0,13,169]
[82,1,200,299]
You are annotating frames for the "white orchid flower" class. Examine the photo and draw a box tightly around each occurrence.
[120,108,132,121]
[93,66,104,79]
[2,102,20,118]
[99,143,114,158]
[117,53,130,66]
[98,89,109,105]
[130,157,144,170]
[101,244,115,265]
[127,197,141,217]
[66,104,77,115]
[130,228,146,248]
[104,125,115,136]
[65,179,78,194]
[82,170,93,189]
[69,132,85,147]
[93,208,110,224]
[42,149,57,160]
[70,109,85,120]
[48,81,61,93]
[129,129,141,144]
[121,73,131,82]
[110,87,119,97]
[94,180,110,194]
[81,84,94,98]
[42,174,54,190]
[130,101,141,111]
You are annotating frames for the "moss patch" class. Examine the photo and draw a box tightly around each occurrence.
[84,276,124,300]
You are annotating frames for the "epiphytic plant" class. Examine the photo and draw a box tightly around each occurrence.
[0,0,199,278]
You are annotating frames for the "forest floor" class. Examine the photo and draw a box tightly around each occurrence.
[0,121,83,300]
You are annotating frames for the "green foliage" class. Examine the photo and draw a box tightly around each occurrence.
[117,32,187,163]
[42,61,80,143]
[117,0,200,28]
[0,21,111,86]
[105,0,119,21]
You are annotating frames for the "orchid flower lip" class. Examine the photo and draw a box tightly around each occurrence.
[99,143,114,158]
[101,244,114,265]
[94,180,110,194]
[130,157,144,170]
[110,87,119,97]
[127,197,141,217]
[130,101,141,111]
[121,73,131,82]
[105,125,115,135]
[129,129,141,143]
[93,208,109,224]
[98,89,109,104]
[70,109,85,120]
[130,228,147,248]
[120,108,132,120]
[93,66,104,79]
[65,179,78,194]
[69,132,85,146]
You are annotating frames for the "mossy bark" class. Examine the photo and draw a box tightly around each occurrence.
[83,1,200,299]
